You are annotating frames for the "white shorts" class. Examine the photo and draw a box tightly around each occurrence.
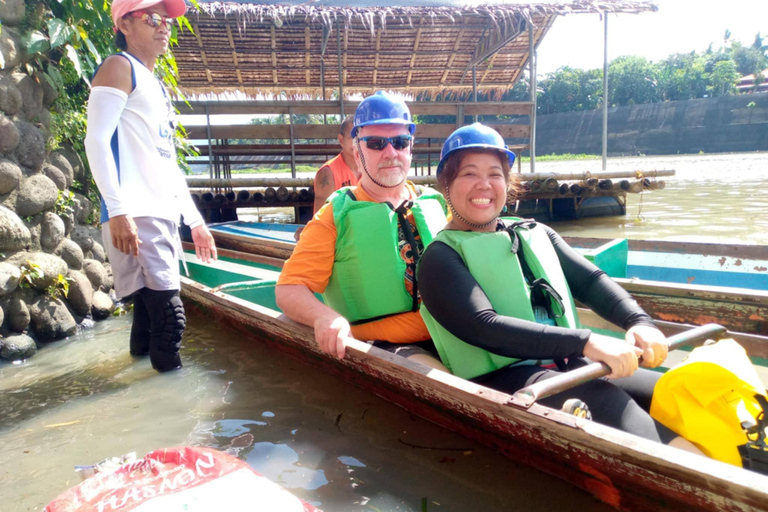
[103,217,182,299]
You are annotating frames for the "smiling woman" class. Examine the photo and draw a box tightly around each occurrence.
[416,122,704,455]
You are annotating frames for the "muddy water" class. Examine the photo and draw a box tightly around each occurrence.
[538,152,768,244]
[1,313,612,511]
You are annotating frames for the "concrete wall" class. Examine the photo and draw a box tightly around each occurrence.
[534,92,768,156]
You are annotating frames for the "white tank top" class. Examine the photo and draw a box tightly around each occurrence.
[99,52,201,227]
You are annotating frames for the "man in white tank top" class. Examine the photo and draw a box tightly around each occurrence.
[84,0,215,372]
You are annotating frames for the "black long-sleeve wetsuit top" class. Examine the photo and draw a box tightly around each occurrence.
[416,220,657,362]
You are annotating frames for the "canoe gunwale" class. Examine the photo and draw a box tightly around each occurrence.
[180,274,768,511]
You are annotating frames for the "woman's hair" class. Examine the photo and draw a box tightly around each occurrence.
[115,30,127,51]
[437,148,521,199]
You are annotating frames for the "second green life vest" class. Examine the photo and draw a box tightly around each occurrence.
[323,186,447,324]
[420,218,581,379]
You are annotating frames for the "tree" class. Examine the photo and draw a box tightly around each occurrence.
[608,56,659,106]
[708,60,739,97]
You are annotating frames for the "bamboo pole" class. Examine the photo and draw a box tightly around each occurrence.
[185,170,675,189]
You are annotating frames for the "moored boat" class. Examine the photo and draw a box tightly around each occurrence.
[179,244,768,512]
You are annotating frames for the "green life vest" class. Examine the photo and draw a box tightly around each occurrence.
[420,218,581,379]
[323,186,447,324]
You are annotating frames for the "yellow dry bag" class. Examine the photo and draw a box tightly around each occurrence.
[650,338,767,467]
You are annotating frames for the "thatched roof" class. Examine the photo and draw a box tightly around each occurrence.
[175,1,657,99]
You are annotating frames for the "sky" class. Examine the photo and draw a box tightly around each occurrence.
[535,0,768,75]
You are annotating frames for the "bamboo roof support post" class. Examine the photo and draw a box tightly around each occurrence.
[602,12,609,171]
[528,21,536,174]
[289,106,297,179]
[472,65,478,123]
[205,104,213,179]
[336,19,345,118]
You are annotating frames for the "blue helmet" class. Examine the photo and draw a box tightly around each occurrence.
[351,91,416,138]
[436,123,516,175]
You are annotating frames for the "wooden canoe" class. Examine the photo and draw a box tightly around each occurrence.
[207,222,768,336]
[179,244,768,512]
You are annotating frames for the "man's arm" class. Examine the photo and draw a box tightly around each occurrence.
[85,55,141,255]
[312,166,336,213]
[275,284,351,358]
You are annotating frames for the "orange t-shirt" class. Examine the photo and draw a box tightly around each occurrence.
[277,182,432,343]
[318,154,358,190]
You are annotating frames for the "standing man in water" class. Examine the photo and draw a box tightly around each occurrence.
[84,0,216,372]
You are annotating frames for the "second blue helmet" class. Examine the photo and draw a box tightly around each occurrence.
[436,123,516,175]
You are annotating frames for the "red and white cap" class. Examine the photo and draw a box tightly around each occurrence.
[111,0,187,32]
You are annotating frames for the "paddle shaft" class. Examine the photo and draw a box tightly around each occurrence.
[510,323,728,408]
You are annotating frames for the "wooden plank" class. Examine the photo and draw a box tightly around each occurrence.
[441,28,464,84]
[373,28,381,86]
[271,25,277,84]
[177,100,533,117]
[187,123,530,140]
[305,25,311,85]
[407,27,422,85]
[481,53,499,83]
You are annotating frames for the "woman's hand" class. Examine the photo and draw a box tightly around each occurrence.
[583,333,643,379]
[626,325,668,368]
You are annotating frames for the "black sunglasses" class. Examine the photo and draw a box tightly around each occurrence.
[359,135,413,151]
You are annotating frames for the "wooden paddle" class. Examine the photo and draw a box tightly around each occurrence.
[510,323,728,409]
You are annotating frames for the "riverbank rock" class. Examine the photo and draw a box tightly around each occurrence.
[0,158,21,193]
[0,115,20,155]
[0,0,25,26]
[13,73,43,121]
[5,251,68,291]
[0,262,20,297]
[0,74,23,116]
[66,270,93,317]
[14,120,46,173]
[54,238,83,270]
[42,163,67,191]
[0,205,30,251]
[71,225,93,252]
[4,291,30,332]
[28,295,77,341]
[91,290,115,320]
[90,241,106,263]
[0,333,36,361]
[0,27,22,71]
[82,259,107,290]
[49,152,74,189]
[40,212,65,252]
[58,146,84,182]
[15,174,58,216]
[72,192,92,224]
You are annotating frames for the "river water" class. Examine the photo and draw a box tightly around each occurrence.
[2,152,767,511]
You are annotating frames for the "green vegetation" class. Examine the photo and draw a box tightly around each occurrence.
[18,261,43,289]
[46,274,72,299]
[54,190,75,216]
[421,32,766,116]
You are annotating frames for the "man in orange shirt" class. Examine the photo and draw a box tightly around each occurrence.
[313,116,359,213]
[276,92,448,367]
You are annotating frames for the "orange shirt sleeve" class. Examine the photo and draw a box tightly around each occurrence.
[277,201,337,292]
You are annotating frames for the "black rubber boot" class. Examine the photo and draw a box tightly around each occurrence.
[140,289,185,373]
[129,292,151,356]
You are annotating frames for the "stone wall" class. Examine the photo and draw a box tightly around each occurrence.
[535,93,768,156]
[0,2,115,362]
